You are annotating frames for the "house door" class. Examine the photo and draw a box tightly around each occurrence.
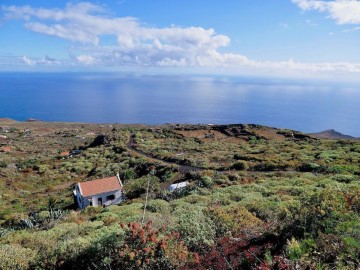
[98,197,103,206]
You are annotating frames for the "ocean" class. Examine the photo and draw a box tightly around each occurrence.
[1,72,359,136]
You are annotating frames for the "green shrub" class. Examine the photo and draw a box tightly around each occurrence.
[227,173,241,182]
[171,204,216,249]
[198,176,213,188]
[332,174,357,183]
[254,161,277,171]
[0,244,36,270]
[232,161,249,170]
[286,238,303,260]
[326,165,345,174]
[16,159,39,171]
[120,169,138,180]
[208,203,262,237]
[299,162,321,172]
[33,164,50,174]
[214,177,232,186]
[124,176,159,199]
[146,199,170,214]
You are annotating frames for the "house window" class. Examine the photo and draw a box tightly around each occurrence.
[106,194,115,201]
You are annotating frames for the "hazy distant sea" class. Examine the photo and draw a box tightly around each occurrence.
[1,72,359,136]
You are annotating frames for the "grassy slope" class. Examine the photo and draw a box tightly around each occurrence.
[0,121,359,269]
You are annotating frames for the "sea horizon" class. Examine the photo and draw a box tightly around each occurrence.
[1,72,360,136]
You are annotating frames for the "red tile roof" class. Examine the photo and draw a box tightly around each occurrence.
[1,146,11,152]
[79,176,122,197]
[60,151,70,157]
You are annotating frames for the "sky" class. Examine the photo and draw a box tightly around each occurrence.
[1,0,360,80]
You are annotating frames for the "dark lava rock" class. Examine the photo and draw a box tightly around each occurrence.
[88,134,111,148]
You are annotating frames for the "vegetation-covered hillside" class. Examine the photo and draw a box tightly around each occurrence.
[0,120,359,269]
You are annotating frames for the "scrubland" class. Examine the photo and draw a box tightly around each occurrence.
[0,120,359,269]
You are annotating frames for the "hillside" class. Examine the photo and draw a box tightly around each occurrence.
[0,121,359,270]
[310,129,357,140]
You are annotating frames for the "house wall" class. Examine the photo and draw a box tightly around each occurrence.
[74,184,85,209]
[74,184,124,209]
[88,190,123,207]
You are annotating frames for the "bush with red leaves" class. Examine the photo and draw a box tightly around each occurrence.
[112,221,194,269]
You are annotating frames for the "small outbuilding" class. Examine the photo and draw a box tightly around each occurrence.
[74,174,125,209]
[59,151,70,158]
[0,146,11,153]
[168,181,189,192]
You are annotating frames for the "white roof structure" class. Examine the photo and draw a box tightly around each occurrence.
[168,181,189,192]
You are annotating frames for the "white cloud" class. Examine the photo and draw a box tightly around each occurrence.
[292,0,360,24]
[20,55,61,66]
[2,2,360,76]
[22,55,34,66]
[76,55,95,65]
[2,3,239,67]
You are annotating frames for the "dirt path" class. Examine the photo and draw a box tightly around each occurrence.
[127,133,205,173]
[126,134,302,176]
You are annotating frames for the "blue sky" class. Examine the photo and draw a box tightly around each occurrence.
[1,0,360,80]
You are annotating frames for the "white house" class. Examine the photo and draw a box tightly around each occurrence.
[74,174,125,209]
[168,181,189,192]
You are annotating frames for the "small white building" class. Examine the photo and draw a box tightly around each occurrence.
[168,181,189,192]
[74,174,125,209]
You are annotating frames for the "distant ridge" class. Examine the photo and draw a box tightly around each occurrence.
[309,129,357,140]
[0,118,17,123]
[26,118,43,122]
